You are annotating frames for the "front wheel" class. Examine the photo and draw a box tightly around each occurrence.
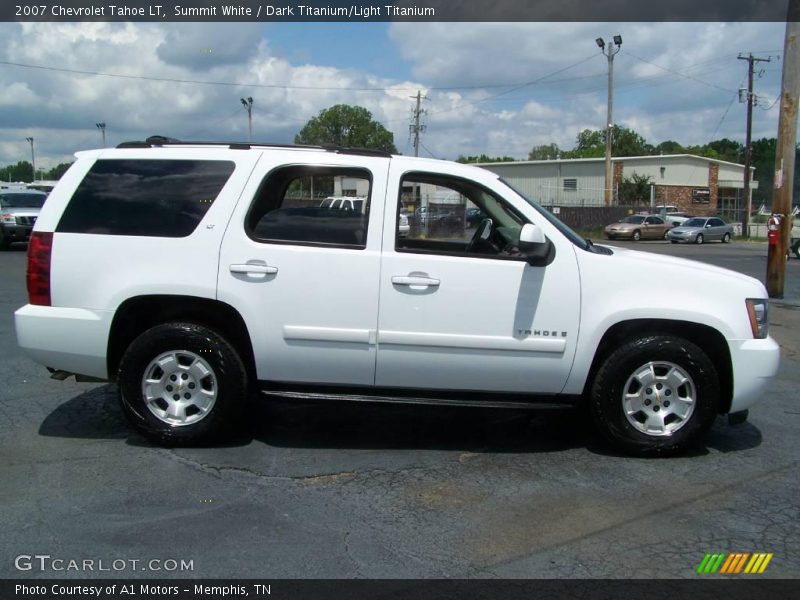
[118,322,248,445]
[590,335,720,456]
[632,230,641,242]
[695,233,704,245]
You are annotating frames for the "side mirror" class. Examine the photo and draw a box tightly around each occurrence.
[519,223,553,266]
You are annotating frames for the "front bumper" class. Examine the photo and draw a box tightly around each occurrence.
[667,232,696,243]
[0,223,33,243]
[727,335,781,413]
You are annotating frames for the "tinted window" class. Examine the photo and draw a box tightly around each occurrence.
[623,216,646,224]
[709,218,724,226]
[57,159,234,237]
[246,166,371,249]
[646,216,665,224]
[0,193,46,208]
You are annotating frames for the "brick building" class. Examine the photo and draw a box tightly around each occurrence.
[478,155,756,221]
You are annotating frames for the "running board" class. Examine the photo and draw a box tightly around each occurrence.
[260,388,578,410]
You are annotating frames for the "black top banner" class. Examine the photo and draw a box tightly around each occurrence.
[3,0,796,22]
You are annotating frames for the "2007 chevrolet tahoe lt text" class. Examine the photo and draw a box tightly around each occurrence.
[14,138,780,456]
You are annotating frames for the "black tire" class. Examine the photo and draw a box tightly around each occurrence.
[590,335,720,457]
[664,230,670,240]
[670,240,679,244]
[722,232,731,244]
[0,231,9,250]
[632,230,641,242]
[118,322,248,445]
[695,233,704,245]
[792,241,800,260]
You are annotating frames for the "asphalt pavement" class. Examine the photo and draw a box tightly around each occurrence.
[1,241,798,579]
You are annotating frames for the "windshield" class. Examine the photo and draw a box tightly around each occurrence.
[498,177,589,250]
[622,216,646,224]
[0,193,45,208]
[683,218,707,227]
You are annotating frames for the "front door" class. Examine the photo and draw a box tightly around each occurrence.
[375,168,581,394]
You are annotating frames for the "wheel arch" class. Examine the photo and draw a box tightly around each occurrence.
[582,319,733,413]
[107,295,256,385]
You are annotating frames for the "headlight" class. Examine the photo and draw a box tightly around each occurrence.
[745,298,769,339]
[1,213,16,225]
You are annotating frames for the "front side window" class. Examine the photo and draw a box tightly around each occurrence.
[397,172,527,259]
[246,166,371,249]
[57,159,234,237]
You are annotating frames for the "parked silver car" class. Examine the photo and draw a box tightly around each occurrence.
[667,217,733,244]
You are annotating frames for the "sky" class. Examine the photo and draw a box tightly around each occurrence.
[0,21,790,173]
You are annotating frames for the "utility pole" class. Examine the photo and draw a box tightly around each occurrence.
[25,137,35,183]
[409,90,427,157]
[596,35,622,206]
[738,52,771,238]
[240,97,253,142]
[766,0,799,298]
[96,122,106,146]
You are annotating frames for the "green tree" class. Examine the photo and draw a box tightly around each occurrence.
[294,104,397,153]
[44,162,73,180]
[618,172,654,204]
[653,140,685,155]
[456,154,516,164]
[0,161,34,183]
[569,125,650,158]
[528,143,562,160]
[706,138,743,163]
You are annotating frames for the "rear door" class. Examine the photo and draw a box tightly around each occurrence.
[707,217,726,240]
[218,153,389,386]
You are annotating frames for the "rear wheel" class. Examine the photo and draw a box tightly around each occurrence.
[590,335,719,456]
[118,322,248,445]
[664,230,670,240]
[695,233,704,245]
[632,230,641,242]
[722,232,731,244]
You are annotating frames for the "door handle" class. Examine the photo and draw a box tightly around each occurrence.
[391,275,440,287]
[230,263,278,275]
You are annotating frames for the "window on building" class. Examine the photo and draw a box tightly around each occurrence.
[57,159,235,237]
[246,166,371,249]
[563,178,578,191]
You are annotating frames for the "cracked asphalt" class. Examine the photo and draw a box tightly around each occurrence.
[1,241,799,579]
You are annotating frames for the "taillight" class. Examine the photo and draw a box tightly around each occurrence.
[27,232,53,306]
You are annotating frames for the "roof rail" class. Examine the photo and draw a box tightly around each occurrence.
[115,136,394,157]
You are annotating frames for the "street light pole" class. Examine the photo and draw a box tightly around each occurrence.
[240,97,253,142]
[25,137,35,183]
[596,35,622,206]
[96,122,106,146]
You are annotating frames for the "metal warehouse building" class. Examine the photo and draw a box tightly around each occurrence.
[478,154,756,220]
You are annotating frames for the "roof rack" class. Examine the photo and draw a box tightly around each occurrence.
[116,136,394,158]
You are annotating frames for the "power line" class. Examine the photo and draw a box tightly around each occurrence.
[0,58,610,94]
[622,50,738,94]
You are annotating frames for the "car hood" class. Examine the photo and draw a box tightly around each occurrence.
[605,223,638,230]
[1,207,40,217]
[670,226,702,234]
[604,245,760,287]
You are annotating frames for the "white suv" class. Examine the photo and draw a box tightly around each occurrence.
[14,138,780,456]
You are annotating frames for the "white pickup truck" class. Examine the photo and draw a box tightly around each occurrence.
[14,138,780,456]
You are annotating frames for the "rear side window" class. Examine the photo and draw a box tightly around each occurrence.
[246,165,372,249]
[56,159,235,237]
